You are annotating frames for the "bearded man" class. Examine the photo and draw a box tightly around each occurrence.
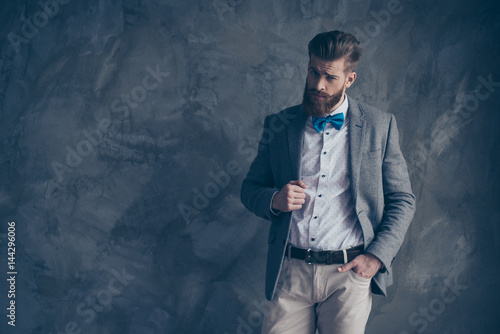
[240,30,416,334]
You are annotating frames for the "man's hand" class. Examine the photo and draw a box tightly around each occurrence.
[272,180,307,212]
[337,253,382,279]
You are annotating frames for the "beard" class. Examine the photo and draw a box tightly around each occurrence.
[302,83,344,118]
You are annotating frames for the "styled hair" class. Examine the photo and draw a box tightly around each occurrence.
[308,30,362,73]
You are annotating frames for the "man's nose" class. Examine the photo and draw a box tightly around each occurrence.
[311,76,326,91]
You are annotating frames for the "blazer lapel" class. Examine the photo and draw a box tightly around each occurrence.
[347,96,366,203]
[287,105,307,180]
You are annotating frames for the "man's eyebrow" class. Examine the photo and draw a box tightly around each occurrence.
[309,66,338,78]
[325,72,339,78]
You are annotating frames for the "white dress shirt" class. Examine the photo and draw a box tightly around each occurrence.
[287,97,364,251]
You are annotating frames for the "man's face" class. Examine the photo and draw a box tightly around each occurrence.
[302,55,356,118]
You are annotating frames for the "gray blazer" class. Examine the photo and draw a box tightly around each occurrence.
[241,96,416,301]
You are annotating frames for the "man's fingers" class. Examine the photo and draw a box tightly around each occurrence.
[274,180,308,212]
[288,185,306,193]
[293,188,306,198]
[289,198,305,205]
[283,197,304,211]
[337,260,355,272]
[296,180,307,189]
[282,204,302,212]
[289,204,302,210]
[289,180,307,189]
[288,191,306,199]
[287,192,305,202]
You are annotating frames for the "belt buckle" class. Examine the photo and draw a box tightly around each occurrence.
[304,248,313,264]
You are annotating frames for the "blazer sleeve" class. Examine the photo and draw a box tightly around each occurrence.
[241,115,282,222]
[365,114,416,274]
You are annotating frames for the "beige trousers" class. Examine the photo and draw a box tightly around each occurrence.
[261,257,372,334]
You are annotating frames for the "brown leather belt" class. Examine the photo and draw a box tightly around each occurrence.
[286,244,364,265]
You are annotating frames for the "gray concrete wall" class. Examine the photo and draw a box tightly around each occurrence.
[0,0,499,333]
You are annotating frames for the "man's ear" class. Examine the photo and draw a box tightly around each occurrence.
[345,71,357,88]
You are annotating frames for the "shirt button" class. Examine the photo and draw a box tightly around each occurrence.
[323,151,327,155]
[311,238,315,241]
[326,132,330,135]
[314,216,318,219]
[322,174,326,178]
[318,194,322,198]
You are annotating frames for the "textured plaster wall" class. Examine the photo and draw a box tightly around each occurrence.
[0,0,499,333]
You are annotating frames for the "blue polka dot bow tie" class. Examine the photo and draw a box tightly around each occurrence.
[312,113,345,133]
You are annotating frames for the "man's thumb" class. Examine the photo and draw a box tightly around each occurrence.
[337,262,353,272]
[290,180,307,188]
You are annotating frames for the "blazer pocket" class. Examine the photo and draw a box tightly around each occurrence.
[364,148,381,160]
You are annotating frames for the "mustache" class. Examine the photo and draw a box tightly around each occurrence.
[307,90,331,98]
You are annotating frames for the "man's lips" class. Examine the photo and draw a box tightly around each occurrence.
[309,92,328,100]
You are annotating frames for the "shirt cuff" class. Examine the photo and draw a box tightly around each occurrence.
[270,191,282,216]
